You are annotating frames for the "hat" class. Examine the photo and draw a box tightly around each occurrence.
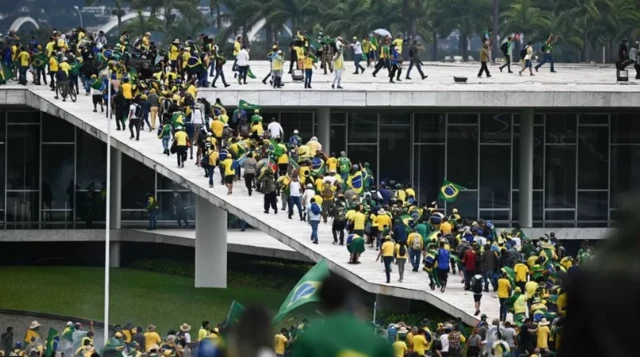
[352,36,357,40]
[515,287,522,293]
[147,324,156,331]
[293,129,299,134]
[67,321,73,326]
[378,208,386,215]
[452,208,458,213]
[173,38,180,44]
[538,318,550,326]
[480,314,487,320]
[179,323,191,332]
[306,183,313,188]
[115,332,123,338]
[30,321,41,329]
[166,335,176,343]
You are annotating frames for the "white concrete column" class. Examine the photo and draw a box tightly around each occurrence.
[195,196,227,288]
[109,148,122,229]
[109,241,121,267]
[519,108,534,228]
[317,108,330,154]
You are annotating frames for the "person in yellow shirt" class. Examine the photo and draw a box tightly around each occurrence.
[376,236,395,283]
[46,38,55,57]
[232,35,242,76]
[440,217,452,235]
[394,240,408,282]
[274,328,288,357]
[24,321,41,346]
[169,39,180,68]
[197,321,210,341]
[407,227,423,272]
[210,116,224,140]
[350,205,366,237]
[303,50,316,89]
[17,47,30,84]
[536,318,551,352]
[326,154,338,173]
[144,325,161,352]
[513,261,529,292]
[392,333,408,357]
[497,272,511,322]
[411,329,428,356]
[204,143,219,188]
[173,127,188,168]
[222,156,235,194]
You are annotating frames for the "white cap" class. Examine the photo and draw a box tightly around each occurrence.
[293,129,299,134]
[67,321,73,326]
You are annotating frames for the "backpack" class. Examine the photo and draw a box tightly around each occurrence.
[322,182,333,199]
[311,203,321,215]
[520,48,527,60]
[334,207,346,222]
[411,234,422,250]
[500,41,508,54]
[398,243,407,257]
[133,104,142,118]
[472,275,483,293]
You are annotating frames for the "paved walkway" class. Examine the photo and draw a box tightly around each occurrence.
[3,83,500,325]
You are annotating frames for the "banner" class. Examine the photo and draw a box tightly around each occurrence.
[272,259,330,323]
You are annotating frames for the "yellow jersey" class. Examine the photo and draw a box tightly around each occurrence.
[303,57,314,69]
[274,334,287,355]
[59,62,71,75]
[223,158,235,176]
[174,131,188,146]
[122,83,133,99]
[381,241,395,256]
[211,120,224,137]
[169,45,180,61]
[18,51,30,67]
[233,41,241,56]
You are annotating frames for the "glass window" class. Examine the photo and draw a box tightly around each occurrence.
[76,130,107,189]
[610,146,640,208]
[414,113,446,143]
[41,145,75,209]
[158,191,195,224]
[331,112,346,125]
[379,126,410,185]
[348,113,377,143]
[511,190,543,223]
[414,145,445,207]
[545,113,577,144]
[74,188,106,228]
[513,113,544,125]
[447,125,479,189]
[480,113,512,143]
[545,145,576,208]
[380,113,410,125]
[121,154,154,209]
[579,114,608,125]
[41,210,74,228]
[158,174,188,191]
[0,111,6,142]
[280,113,314,141]
[478,210,510,223]
[447,113,478,124]
[578,126,608,189]
[329,125,346,154]
[448,190,477,221]
[6,191,39,228]
[346,145,377,184]
[512,126,544,190]
[544,210,575,223]
[8,111,39,123]
[0,145,5,209]
[611,113,640,144]
[42,114,75,142]
[577,191,608,221]
[480,146,510,208]
[7,125,40,190]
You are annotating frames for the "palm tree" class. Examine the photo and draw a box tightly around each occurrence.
[434,0,491,59]
[500,0,551,41]
[321,0,372,38]
[166,16,210,42]
[122,10,165,39]
[209,0,224,32]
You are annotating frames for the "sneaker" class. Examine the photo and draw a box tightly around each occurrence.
[422,75,428,80]
[337,86,343,89]
[406,77,412,80]
[331,84,335,89]
[499,67,503,73]
[209,184,213,188]
[535,67,539,72]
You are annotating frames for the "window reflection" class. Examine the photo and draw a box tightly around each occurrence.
[578,126,608,189]
[414,113,446,143]
[379,126,410,185]
[348,113,377,143]
[480,145,510,208]
[121,155,154,210]
[414,145,445,206]
[7,125,40,190]
[545,145,576,208]
[447,125,479,189]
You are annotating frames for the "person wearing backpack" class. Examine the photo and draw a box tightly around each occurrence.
[407,226,423,272]
[394,240,408,282]
[535,33,559,73]
[331,196,347,245]
[499,36,514,73]
[308,198,322,244]
[321,179,335,223]
[128,96,142,141]
[470,273,484,316]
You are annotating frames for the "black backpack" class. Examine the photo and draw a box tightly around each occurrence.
[500,42,508,54]
[520,48,527,60]
[134,104,142,118]
[473,275,483,293]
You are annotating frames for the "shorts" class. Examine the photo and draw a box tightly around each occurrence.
[525,59,532,68]
[93,94,102,105]
[473,293,482,302]
[224,175,234,184]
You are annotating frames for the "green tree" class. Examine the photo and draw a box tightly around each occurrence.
[85,0,128,34]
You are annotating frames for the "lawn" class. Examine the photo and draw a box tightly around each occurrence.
[0,266,288,334]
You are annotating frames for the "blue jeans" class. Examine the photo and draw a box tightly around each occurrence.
[289,196,302,219]
[409,248,421,271]
[310,220,319,242]
[82,76,91,94]
[207,165,214,186]
[239,219,247,231]
[499,297,508,321]
[304,69,312,87]
[209,62,216,76]
[483,270,497,291]
[162,137,170,151]
[354,54,365,72]
[148,209,157,230]
[383,256,393,282]
[536,53,554,71]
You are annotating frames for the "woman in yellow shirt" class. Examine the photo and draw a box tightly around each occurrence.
[497,272,512,322]
[222,157,235,194]
[394,241,408,282]
[274,329,288,357]
[376,236,395,283]
[303,50,316,89]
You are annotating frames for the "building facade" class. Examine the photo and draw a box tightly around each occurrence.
[0,108,637,229]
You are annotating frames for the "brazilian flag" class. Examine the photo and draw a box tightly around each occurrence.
[438,180,466,202]
[347,171,363,194]
[238,99,260,111]
[501,266,516,289]
[310,157,325,176]
[32,52,47,69]
[44,328,59,357]
[0,62,12,84]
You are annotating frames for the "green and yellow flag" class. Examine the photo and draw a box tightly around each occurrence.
[32,52,47,69]
[238,99,260,111]
[224,300,246,329]
[44,328,59,357]
[272,259,330,323]
[438,180,466,202]
[0,62,12,84]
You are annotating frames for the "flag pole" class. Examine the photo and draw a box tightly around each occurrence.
[104,69,112,345]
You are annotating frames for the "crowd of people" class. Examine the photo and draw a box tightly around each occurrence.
[0,27,602,357]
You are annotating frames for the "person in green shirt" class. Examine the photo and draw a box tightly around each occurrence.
[337,151,351,181]
[535,33,559,73]
[292,275,393,357]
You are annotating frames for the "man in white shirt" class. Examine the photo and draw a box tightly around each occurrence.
[236,46,250,85]
[128,98,141,141]
[267,117,284,139]
[288,176,304,221]
[351,36,365,74]
[301,183,315,221]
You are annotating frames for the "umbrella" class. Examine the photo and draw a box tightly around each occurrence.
[373,29,391,37]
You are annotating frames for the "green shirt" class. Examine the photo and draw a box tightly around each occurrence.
[415,223,427,244]
[291,313,393,357]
